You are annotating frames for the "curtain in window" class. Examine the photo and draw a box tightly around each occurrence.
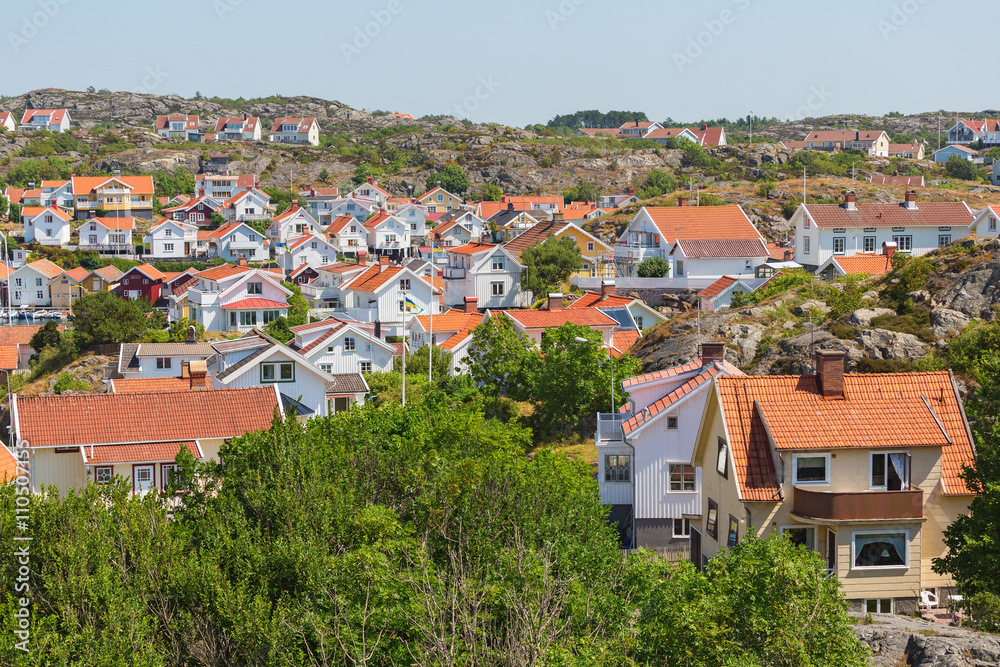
[889,453,907,489]
[855,533,907,567]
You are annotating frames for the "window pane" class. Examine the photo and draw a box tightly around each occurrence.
[280,363,293,380]
[796,456,827,482]
[871,454,886,487]
[605,455,630,482]
[262,364,274,380]
[784,527,815,550]
[854,533,906,568]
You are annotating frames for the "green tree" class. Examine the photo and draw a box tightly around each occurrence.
[562,179,599,204]
[521,234,583,298]
[28,320,62,361]
[0,193,7,217]
[945,155,979,180]
[637,256,670,277]
[478,183,502,201]
[167,317,205,342]
[71,291,154,346]
[282,281,309,327]
[263,315,293,343]
[466,316,537,400]
[637,168,678,200]
[425,163,470,195]
[318,168,330,183]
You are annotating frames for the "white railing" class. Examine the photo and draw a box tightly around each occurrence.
[596,413,625,442]
[442,266,466,279]
[572,276,716,291]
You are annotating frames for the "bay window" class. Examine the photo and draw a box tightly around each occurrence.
[852,530,908,569]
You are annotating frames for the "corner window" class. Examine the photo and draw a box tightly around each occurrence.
[604,454,630,482]
[870,452,910,490]
[668,464,695,492]
[716,438,728,478]
[792,453,830,485]
[261,361,294,383]
[94,466,113,485]
[853,531,908,569]
[706,499,719,540]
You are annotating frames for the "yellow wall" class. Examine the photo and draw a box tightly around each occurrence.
[50,278,83,309]
[558,228,614,279]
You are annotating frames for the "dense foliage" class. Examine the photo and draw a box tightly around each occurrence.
[545,109,648,130]
[424,163,470,195]
[637,256,669,277]
[70,291,158,345]
[520,234,583,298]
[0,385,867,665]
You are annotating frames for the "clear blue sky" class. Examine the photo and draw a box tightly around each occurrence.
[2,0,987,127]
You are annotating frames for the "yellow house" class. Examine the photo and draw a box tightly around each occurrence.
[502,217,615,280]
[71,175,155,221]
[79,265,124,295]
[48,267,91,309]
[417,186,463,213]
[691,349,975,616]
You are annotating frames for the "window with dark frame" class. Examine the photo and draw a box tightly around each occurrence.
[716,438,728,478]
[667,416,678,429]
[673,518,691,538]
[727,515,739,548]
[604,454,630,482]
[94,466,113,484]
[706,499,718,540]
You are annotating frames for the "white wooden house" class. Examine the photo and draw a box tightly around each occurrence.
[441,242,529,310]
[289,317,395,375]
[268,117,319,146]
[346,178,391,207]
[145,219,199,259]
[77,217,135,252]
[20,109,70,133]
[21,207,71,246]
[363,210,411,260]
[9,259,62,307]
[269,202,322,245]
[278,233,340,273]
[207,221,269,262]
[325,215,368,257]
[187,265,290,332]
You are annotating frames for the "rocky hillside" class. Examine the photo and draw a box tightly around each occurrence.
[630,238,1000,382]
[852,613,1000,667]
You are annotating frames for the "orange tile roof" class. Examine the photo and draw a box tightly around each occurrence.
[62,267,91,282]
[111,378,201,393]
[345,264,403,292]
[566,291,636,309]
[91,216,135,230]
[698,276,738,299]
[611,330,641,354]
[440,327,475,351]
[447,242,496,255]
[25,258,64,280]
[643,205,761,243]
[0,325,63,346]
[81,441,200,464]
[622,357,704,388]
[15,386,280,448]
[411,309,480,332]
[326,214,357,235]
[196,264,254,281]
[804,202,973,228]
[0,345,19,369]
[717,371,975,500]
[21,206,71,221]
[0,445,22,483]
[128,263,166,281]
[624,365,721,435]
[502,307,616,329]
[831,253,892,277]
[362,211,392,229]
[223,298,288,310]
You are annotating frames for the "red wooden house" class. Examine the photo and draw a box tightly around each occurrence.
[118,264,166,302]
[289,263,319,286]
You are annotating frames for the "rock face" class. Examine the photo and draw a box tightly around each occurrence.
[932,308,972,338]
[937,260,1000,319]
[630,313,764,371]
[849,308,896,327]
[856,329,929,361]
[853,614,1000,667]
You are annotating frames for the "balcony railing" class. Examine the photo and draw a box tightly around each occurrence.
[442,266,466,280]
[596,413,626,442]
[97,188,131,195]
[793,487,923,522]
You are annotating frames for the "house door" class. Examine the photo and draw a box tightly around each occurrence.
[826,529,838,576]
[333,397,350,413]
[184,242,190,255]
[690,528,702,571]
[133,465,154,496]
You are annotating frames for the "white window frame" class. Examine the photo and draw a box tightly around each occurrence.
[892,235,912,252]
[668,463,695,492]
[94,466,113,485]
[792,453,830,485]
[865,598,894,614]
[833,237,846,255]
[491,281,505,296]
[360,361,372,373]
[780,524,816,551]
[344,337,356,351]
[938,235,951,248]
[491,256,505,271]
[851,529,910,571]
[672,518,691,538]
[863,236,876,253]
[869,450,910,490]
[802,236,810,254]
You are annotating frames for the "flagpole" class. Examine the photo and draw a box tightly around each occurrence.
[428,287,433,384]
[402,294,407,408]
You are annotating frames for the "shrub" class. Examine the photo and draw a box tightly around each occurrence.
[870,309,935,343]
[829,323,858,340]
[53,373,89,394]
[637,256,669,277]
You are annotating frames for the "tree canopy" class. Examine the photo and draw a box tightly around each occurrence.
[562,179,599,204]
[546,109,648,129]
[520,234,583,299]
[637,256,670,277]
[70,291,155,346]
[425,163,470,195]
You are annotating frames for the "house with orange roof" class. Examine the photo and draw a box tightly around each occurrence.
[644,127,701,145]
[417,185,463,213]
[206,220,268,262]
[335,258,441,337]
[80,265,123,296]
[792,191,974,271]
[428,209,485,249]
[187,265,290,332]
[490,294,619,347]
[269,201,322,245]
[223,187,272,223]
[617,120,663,138]
[697,273,783,311]
[596,342,742,548]
[156,114,201,141]
[503,215,614,280]
[404,305,485,375]
[296,260,369,307]
[616,201,768,279]
[145,219,199,259]
[277,232,339,273]
[0,324,65,369]
[71,174,155,220]
[11,386,282,496]
[118,264,166,303]
[347,177,392,208]
[691,348,975,614]
[269,117,319,146]
[48,266,91,309]
[194,173,257,200]
[888,143,925,160]
[803,129,890,156]
[441,242,529,310]
[77,216,135,252]
[816,251,894,282]
[287,316,395,375]
[19,108,71,133]
[325,214,368,257]
[21,206,71,246]
[0,111,15,133]
[39,179,73,208]
[362,209,410,261]
[163,194,224,224]
[567,281,666,330]
[9,258,63,307]
[214,116,261,141]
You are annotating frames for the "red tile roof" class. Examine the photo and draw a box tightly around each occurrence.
[804,201,974,228]
[0,325,64,346]
[325,214,357,235]
[717,371,975,500]
[870,175,925,187]
[62,267,91,282]
[111,378,202,393]
[15,386,280,448]
[0,444,22,482]
[21,109,68,125]
[622,357,704,389]
[156,114,199,131]
[22,206,71,221]
[25,258,64,280]
[0,345,19,370]
[830,253,892,277]
[81,441,200,464]
[345,265,404,293]
[410,309,481,332]
[214,116,259,132]
[566,291,636,309]
[447,242,496,255]
[674,238,768,258]
[643,205,761,243]
[91,216,135,230]
[611,330,641,354]
[222,298,288,310]
[502,308,617,329]
[624,365,721,435]
[698,276,739,299]
[269,117,317,133]
[127,263,166,281]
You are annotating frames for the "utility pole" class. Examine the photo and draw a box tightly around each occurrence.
[803,166,807,203]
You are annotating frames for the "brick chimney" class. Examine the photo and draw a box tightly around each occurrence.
[601,280,615,298]
[701,341,725,365]
[367,176,374,185]
[627,187,635,196]
[198,187,205,197]
[464,296,479,313]
[357,251,367,266]
[677,196,689,207]
[904,190,917,210]
[379,255,389,272]
[882,241,897,258]
[188,360,210,390]
[238,255,247,267]
[552,211,564,222]
[783,249,792,261]
[815,349,846,399]
[546,293,563,311]
[181,360,190,379]
[843,191,856,211]
[186,325,197,344]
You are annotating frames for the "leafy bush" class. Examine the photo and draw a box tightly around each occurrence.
[829,323,858,340]
[886,253,933,304]
[870,310,935,343]
[945,155,979,180]
[637,256,669,277]
[53,373,89,394]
